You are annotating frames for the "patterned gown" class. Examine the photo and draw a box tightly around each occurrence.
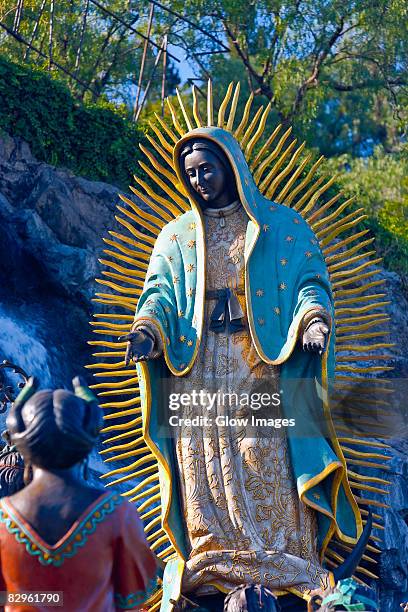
[170,201,330,597]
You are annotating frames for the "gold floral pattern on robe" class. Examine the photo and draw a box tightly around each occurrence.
[172,204,330,596]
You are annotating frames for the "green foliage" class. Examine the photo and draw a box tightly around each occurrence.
[325,147,408,276]
[0,56,146,187]
[168,0,407,157]
[0,0,179,105]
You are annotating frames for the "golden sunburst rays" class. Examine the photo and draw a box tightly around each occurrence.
[88,79,393,584]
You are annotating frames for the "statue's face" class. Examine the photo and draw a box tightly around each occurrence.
[183,149,228,205]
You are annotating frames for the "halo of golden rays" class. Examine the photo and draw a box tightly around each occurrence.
[88,80,393,597]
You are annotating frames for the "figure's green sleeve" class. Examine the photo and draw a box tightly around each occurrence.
[292,234,333,338]
[132,225,178,351]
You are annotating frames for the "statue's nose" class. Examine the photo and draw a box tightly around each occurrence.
[196,171,205,187]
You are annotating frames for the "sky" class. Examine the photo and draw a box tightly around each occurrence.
[168,43,196,85]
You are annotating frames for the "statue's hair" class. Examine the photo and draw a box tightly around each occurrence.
[179,138,229,166]
[178,138,238,207]
[223,584,279,612]
[0,445,25,496]
[7,389,102,470]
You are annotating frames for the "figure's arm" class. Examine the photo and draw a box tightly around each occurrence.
[293,230,332,355]
[120,226,174,365]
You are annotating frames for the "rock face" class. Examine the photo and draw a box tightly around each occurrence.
[0,134,407,609]
[0,134,120,387]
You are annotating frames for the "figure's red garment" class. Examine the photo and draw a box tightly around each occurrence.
[0,491,157,611]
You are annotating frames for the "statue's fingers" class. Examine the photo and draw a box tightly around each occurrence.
[124,342,132,366]
[119,333,134,343]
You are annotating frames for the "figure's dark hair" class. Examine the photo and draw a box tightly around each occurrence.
[224,584,279,612]
[7,389,102,470]
[179,138,238,207]
[0,445,25,496]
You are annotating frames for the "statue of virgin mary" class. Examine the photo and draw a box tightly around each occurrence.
[89,82,390,611]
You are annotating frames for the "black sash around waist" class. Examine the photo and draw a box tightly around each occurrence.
[205,287,246,334]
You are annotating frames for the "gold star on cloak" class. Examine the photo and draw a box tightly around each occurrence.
[187,340,193,347]
[263,224,269,232]
[293,218,300,224]
[258,318,265,326]
[168,255,174,263]
[274,307,280,315]
[280,258,287,266]
[187,240,196,249]
[187,288,194,297]
[179,335,186,343]
[186,263,195,273]
[286,235,294,242]
[305,251,312,258]
[178,310,184,318]
[189,222,196,231]
[170,234,178,242]
[256,289,264,297]
[279,282,287,291]
[173,276,179,284]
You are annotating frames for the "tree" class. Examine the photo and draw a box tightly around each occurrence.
[154,0,407,155]
[0,0,179,107]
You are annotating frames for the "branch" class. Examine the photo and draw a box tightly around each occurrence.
[88,0,179,61]
[170,30,212,80]
[23,0,46,61]
[149,0,230,53]
[88,20,122,87]
[290,18,346,118]
[90,14,140,99]
[329,77,407,91]
[0,20,99,95]
[221,17,274,100]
